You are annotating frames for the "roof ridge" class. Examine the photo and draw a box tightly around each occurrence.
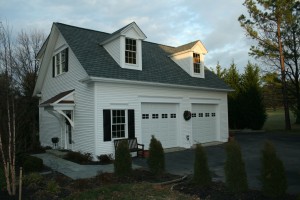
[54,22,198,49]
[54,22,110,35]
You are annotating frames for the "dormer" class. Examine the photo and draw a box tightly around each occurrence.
[101,22,147,71]
[169,40,208,78]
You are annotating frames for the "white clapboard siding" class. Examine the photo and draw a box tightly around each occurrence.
[39,33,95,155]
[103,37,121,65]
[94,81,228,156]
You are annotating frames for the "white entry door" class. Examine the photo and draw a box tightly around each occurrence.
[141,103,178,149]
[192,104,217,144]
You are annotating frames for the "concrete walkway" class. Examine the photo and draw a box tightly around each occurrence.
[34,153,141,179]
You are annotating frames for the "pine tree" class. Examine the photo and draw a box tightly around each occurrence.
[239,0,299,130]
[240,62,267,130]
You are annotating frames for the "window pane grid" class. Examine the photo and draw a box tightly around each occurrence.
[111,110,126,139]
[55,48,68,76]
[193,53,201,74]
[125,38,137,64]
[170,114,176,118]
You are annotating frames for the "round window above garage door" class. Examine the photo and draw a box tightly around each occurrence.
[141,103,179,149]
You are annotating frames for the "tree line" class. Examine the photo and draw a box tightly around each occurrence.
[212,62,267,130]
[239,0,300,129]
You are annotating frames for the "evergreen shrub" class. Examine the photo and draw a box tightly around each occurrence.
[147,135,165,176]
[114,140,132,177]
[24,155,44,172]
[193,144,211,186]
[261,141,287,198]
[224,140,248,193]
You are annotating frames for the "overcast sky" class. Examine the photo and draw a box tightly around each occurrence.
[0,0,255,71]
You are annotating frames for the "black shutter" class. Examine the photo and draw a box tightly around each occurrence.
[52,56,55,77]
[103,109,111,142]
[128,109,135,139]
[65,48,69,72]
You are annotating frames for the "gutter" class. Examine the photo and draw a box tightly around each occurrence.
[80,76,234,92]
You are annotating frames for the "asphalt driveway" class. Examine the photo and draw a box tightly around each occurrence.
[133,132,300,194]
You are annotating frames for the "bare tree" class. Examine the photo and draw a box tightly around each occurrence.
[0,21,16,196]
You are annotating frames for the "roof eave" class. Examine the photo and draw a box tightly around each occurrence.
[81,76,233,92]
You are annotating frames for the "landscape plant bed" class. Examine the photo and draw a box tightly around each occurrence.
[0,169,182,200]
[173,180,298,200]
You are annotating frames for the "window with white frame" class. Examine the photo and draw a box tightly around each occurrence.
[112,110,126,138]
[53,48,68,77]
[125,38,136,64]
[193,53,200,74]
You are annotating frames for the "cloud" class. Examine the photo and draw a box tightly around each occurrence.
[0,0,253,71]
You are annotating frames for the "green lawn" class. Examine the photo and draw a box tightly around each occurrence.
[64,183,196,200]
[263,108,300,131]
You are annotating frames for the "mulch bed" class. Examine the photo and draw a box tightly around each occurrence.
[2,168,297,200]
[173,181,298,200]
[0,168,180,200]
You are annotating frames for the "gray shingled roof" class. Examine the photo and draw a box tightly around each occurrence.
[172,41,199,54]
[40,89,74,106]
[55,23,231,91]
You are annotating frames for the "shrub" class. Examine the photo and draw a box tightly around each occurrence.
[23,172,43,190]
[224,140,248,193]
[46,179,60,194]
[193,144,211,186]
[65,151,93,164]
[23,173,43,186]
[147,135,165,176]
[23,155,44,172]
[260,141,287,198]
[97,154,113,164]
[114,140,132,177]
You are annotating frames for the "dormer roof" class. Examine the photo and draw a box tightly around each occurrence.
[100,22,147,45]
[171,40,208,56]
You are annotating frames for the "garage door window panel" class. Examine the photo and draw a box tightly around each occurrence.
[152,114,159,119]
[142,114,149,119]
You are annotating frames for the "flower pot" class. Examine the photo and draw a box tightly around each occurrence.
[143,150,149,158]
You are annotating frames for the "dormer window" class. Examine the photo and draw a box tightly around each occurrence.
[193,53,200,74]
[125,38,136,64]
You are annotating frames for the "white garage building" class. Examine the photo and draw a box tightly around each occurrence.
[33,22,231,157]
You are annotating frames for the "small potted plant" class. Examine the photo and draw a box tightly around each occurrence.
[51,137,59,148]
[228,131,235,142]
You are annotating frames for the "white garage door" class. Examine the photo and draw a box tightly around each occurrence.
[141,103,178,149]
[192,104,217,144]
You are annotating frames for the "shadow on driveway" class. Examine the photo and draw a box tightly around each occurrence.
[133,132,300,194]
